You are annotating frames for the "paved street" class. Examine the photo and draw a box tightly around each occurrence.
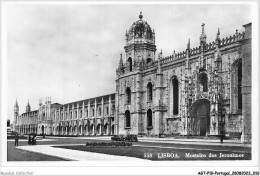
[7,136,251,161]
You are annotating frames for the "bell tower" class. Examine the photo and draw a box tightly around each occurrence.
[124,12,156,72]
[14,99,19,123]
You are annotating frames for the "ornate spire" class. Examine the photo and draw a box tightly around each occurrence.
[187,38,190,50]
[200,23,207,45]
[139,11,143,20]
[15,99,18,107]
[119,53,123,68]
[157,49,162,74]
[216,28,220,39]
[202,23,205,33]
[215,28,221,48]
[26,99,31,113]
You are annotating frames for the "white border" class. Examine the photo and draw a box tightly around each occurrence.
[1,0,259,175]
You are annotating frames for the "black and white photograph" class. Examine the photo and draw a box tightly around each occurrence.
[0,1,259,175]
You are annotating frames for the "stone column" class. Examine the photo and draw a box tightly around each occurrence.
[81,125,83,135]
[154,58,164,136]
[88,101,91,118]
[241,23,252,144]
[115,80,119,135]
[94,99,97,136]
[136,73,143,135]
[108,96,112,135]
[101,98,104,135]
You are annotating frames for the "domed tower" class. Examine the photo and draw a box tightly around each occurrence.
[124,12,156,72]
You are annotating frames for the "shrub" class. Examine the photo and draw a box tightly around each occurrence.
[85,141,132,148]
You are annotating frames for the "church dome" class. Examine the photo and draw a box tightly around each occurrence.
[126,12,155,43]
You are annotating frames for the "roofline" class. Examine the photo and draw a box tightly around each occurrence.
[62,93,116,106]
[243,22,252,27]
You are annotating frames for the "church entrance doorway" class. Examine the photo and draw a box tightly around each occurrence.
[190,99,210,136]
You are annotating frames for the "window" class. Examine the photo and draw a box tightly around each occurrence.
[86,109,88,117]
[128,57,132,72]
[99,108,101,116]
[92,109,95,116]
[203,58,206,68]
[125,110,131,128]
[106,107,109,115]
[198,73,208,92]
[147,58,152,64]
[147,82,153,101]
[172,77,179,115]
[238,62,242,110]
[147,109,152,128]
[75,111,77,118]
[231,59,242,113]
[79,110,82,118]
[70,112,72,119]
[126,87,131,104]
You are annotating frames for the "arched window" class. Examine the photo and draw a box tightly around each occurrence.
[99,108,101,116]
[125,110,131,128]
[203,58,206,69]
[231,59,242,113]
[126,87,131,104]
[128,57,132,72]
[198,73,208,92]
[147,82,153,101]
[147,109,152,128]
[238,62,242,110]
[106,107,109,115]
[79,110,82,118]
[172,77,179,115]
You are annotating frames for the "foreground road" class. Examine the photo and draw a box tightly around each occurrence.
[7,136,251,161]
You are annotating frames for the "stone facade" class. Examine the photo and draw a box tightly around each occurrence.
[14,100,38,135]
[115,13,251,143]
[13,13,252,143]
[14,94,116,136]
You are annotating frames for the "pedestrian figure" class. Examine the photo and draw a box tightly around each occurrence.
[33,134,37,145]
[14,134,19,146]
[28,135,31,145]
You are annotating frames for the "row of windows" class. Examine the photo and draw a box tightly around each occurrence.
[125,109,153,128]
[53,106,112,121]
[127,57,152,72]
[125,79,179,115]
[125,82,153,104]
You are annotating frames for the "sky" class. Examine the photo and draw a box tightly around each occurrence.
[4,3,251,121]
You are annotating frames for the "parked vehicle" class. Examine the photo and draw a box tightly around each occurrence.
[124,134,138,142]
[111,135,125,141]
